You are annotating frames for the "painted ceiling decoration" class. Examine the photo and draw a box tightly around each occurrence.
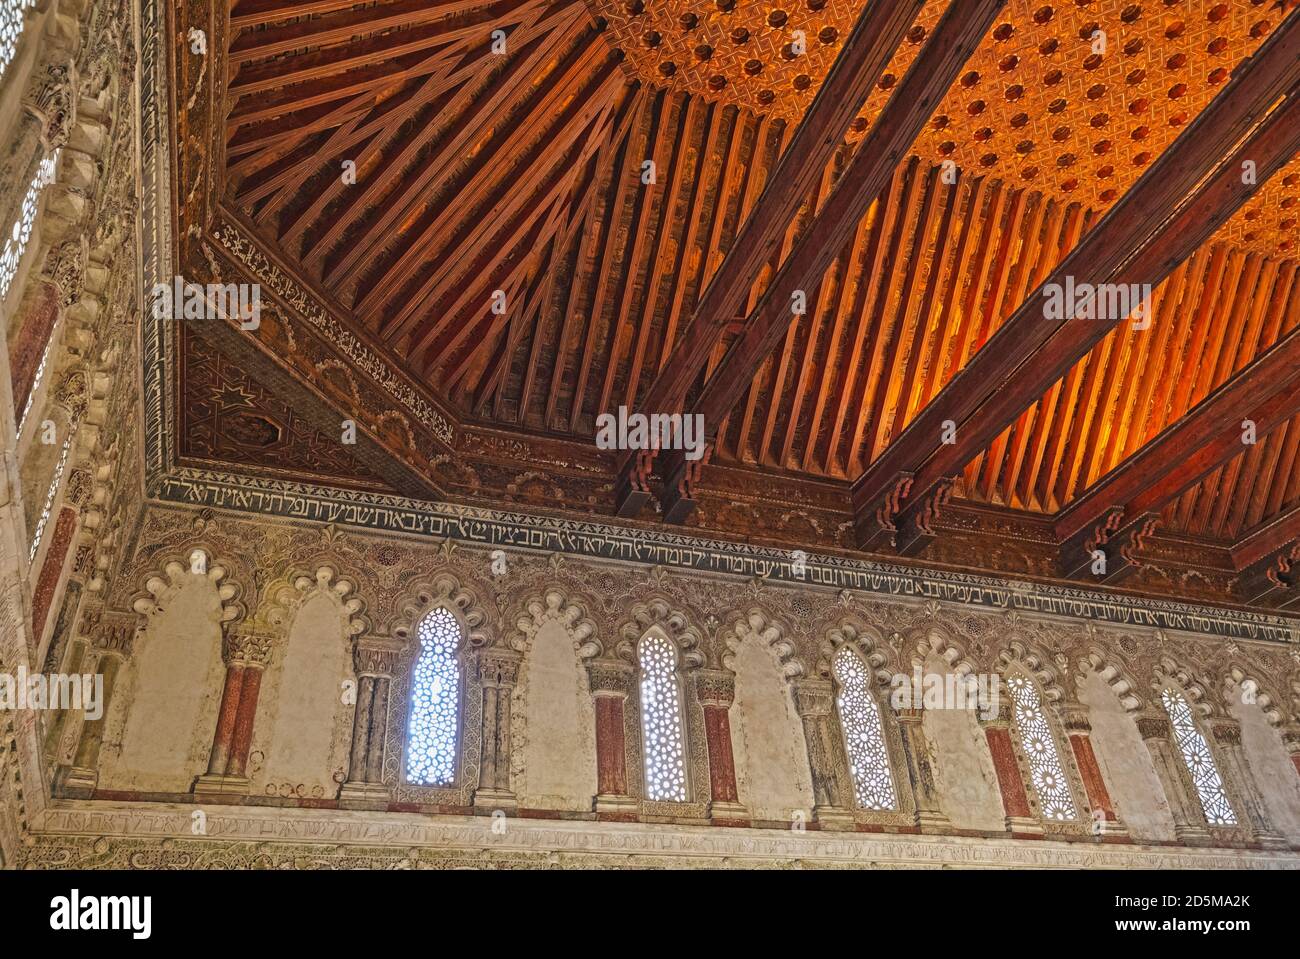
[165,0,1300,617]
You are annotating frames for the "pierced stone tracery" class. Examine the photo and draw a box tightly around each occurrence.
[0,0,36,84]
[1161,687,1236,826]
[0,150,59,302]
[1007,675,1077,821]
[405,607,462,787]
[638,632,688,802]
[832,646,897,811]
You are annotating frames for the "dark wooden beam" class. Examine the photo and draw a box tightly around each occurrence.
[646,0,1010,520]
[612,0,926,516]
[851,10,1300,554]
[1055,324,1300,579]
[1234,537,1300,609]
[1232,504,1300,572]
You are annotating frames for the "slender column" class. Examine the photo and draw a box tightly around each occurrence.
[696,669,748,823]
[792,679,854,829]
[194,626,274,796]
[42,638,86,759]
[1136,712,1211,845]
[1061,704,1129,840]
[1210,720,1286,848]
[978,700,1043,836]
[586,660,638,818]
[203,663,245,777]
[474,649,520,808]
[893,705,950,830]
[53,611,135,799]
[365,675,391,785]
[339,637,401,808]
[346,675,376,783]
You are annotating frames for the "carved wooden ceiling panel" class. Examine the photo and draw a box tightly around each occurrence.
[591,0,1299,255]
[177,0,1300,608]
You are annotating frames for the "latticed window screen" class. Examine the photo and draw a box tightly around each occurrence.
[832,646,896,811]
[1006,675,1077,821]
[1,0,38,86]
[1161,688,1236,825]
[405,607,462,786]
[638,632,688,802]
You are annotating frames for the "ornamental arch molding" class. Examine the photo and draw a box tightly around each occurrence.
[995,640,1069,708]
[1151,653,1220,720]
[514,588,601,660]
[1076,642,1146,714]
[387,571,492,652]
[257,564,370,641]
[128,546,247,630]
[904,620,981,679]
[722,606,805,682]
[815,618,898,690]
[616,597,705,670]
[1222,664,1287,728]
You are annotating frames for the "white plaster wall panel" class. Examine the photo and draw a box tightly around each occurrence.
[251,593,353,799]
[729,637,813,822]
[1078,671,1177,842]
[513,619,597,811]
[1227,682,1300,842]
[921,656,1004,831]
[101,577,225,792]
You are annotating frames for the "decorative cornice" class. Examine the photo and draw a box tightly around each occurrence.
[26,805,1300,871]
[150,470,1300,646]
[209,218,454,446]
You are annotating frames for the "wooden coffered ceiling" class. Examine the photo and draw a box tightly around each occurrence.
[177,0,1300,613]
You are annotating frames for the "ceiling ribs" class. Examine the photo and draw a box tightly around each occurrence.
[610,0,928,515]
[850,11,1300,555]
[648,0,1010,522]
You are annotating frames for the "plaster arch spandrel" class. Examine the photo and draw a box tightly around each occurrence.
[509,589,601,812]
[722,608,813,823]
[250,566,369,800]
[1075,651,1178,843]
[101,550,238,793]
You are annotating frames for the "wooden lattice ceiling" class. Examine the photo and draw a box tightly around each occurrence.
[185,0,1300,610]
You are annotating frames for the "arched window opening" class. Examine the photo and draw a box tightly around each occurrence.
[405,607,462,786]
[1161,687,1236,825]
[638,632,687,802]
[832,646,897,811]
[1006,675,1077,820]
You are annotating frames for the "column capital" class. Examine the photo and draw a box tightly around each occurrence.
[87,609,139,659]
[479,648,522,688]
[1135,712,1172,742]
[1059,703,1093,734]
[1210,719,1243,746]
[353,636,403,679]
[1280,726,1300,755]
[791,679,834,718]
[976,700,1013,729]
[695,669,735,709]
[586,660,636,698]
[224,625,275,669]
[892,703,924,723]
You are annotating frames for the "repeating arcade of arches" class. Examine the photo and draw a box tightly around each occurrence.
[400,604,1247,826]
